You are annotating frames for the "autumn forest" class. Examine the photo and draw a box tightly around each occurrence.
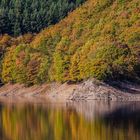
[0,0,140,86]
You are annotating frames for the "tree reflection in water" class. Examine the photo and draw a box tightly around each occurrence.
[0,101,140,140]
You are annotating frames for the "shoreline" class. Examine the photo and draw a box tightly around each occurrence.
[0,79,140,103]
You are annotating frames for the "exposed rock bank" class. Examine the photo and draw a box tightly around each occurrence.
[0,79,140,102]
[69,80,140,101]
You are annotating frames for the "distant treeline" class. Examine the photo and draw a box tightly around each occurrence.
[0,0,85,36]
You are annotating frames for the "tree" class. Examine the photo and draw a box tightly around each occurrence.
[0,0,85,36]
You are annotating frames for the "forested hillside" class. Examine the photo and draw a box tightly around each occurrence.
[0,0,140,86]
[0,0,85,36]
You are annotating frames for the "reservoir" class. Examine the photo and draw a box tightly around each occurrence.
[0,101,139,140]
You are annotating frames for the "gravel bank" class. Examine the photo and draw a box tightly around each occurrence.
[0,79,140,102]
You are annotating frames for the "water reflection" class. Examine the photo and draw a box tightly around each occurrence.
[0,101,140,140]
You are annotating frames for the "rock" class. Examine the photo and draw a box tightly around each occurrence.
[0,79,140,102]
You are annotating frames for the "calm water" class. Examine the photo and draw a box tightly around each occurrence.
[0,101,140,140]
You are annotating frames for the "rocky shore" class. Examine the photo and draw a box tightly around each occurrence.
[69,80,140,101]
[0,79,140,102]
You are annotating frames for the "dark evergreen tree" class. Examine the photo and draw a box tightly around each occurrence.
[0,0,85,36]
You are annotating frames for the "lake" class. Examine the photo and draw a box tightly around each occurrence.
[0,101,140,140]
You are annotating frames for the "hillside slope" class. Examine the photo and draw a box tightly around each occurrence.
[1,0,140,85]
